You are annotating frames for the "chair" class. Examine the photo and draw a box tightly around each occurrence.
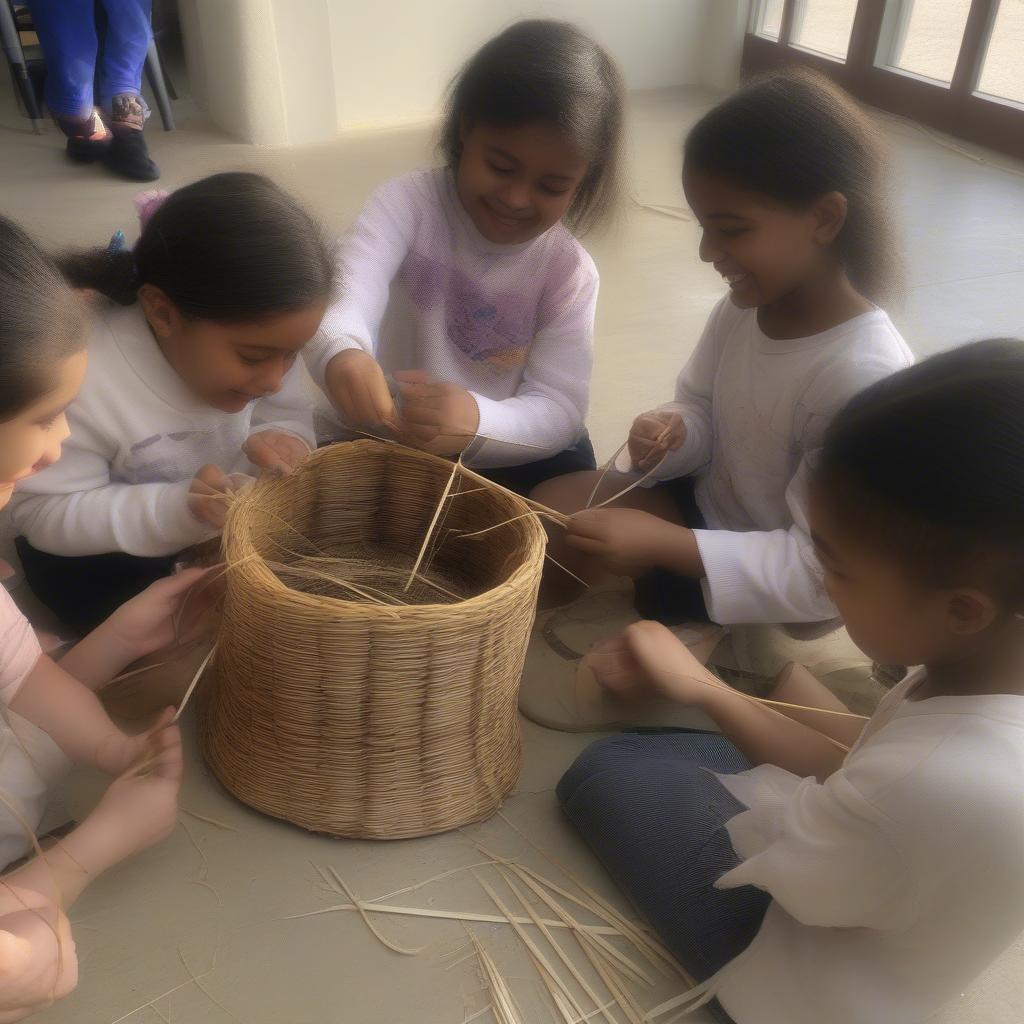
[0,1,43,131]
[1,1,176,132]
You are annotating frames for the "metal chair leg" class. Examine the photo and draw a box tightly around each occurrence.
[144,36,174,131]
[0,0,44,131]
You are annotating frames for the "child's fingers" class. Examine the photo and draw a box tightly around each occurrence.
[138,718,183,776]
[341,379,372,425]
[339,376,373,425]
[564,534,607,556]
[637,447,666,471]
[567,510,612,536]
[155,565,213,598]
[395,393,444,421]
[187,495,228,529]
[274,435,311,468]
[586,650,643,695]
[367,382,398,425]
[246,436,290,475]
[154,726,184,781]
[396,382,445,412]
[261,456,291,477]
[0,930,33,976]
[148,707,177,734]
[632,414,666,440]
[393,369,434,387]
[629,433,659,457]
[624,621,690,677]
[354,374,396,425]
[195,464,231,490]
[407,425,442,444]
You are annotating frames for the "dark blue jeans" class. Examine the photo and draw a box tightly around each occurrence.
[28,0,151,117]
[558,732,771,1023]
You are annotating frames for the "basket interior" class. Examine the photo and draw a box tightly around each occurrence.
[232,443,537,607]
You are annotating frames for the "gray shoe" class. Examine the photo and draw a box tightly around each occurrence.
[518,583,725,732]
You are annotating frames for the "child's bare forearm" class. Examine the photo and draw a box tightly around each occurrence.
[659,523,705,578]
[5,811,121,908]
[9,657,123,772]
[56,621,138,691]
[697,682,847,780]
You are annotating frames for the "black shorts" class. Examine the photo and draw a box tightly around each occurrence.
[15,537,178,633]
[633,475,713,625]
[473,433,597,497]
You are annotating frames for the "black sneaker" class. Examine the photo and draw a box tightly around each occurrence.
[66,135,111,163]
[103,132,160,182]
[60,109,111,163]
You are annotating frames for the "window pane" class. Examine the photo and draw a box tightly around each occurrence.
[879,0,972,85]
[753,0,786,39]
[977,0,1024,104]
[790,0,858,60]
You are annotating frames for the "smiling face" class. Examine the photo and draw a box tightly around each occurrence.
[683,167,843,310]
[139,286,327,413]
[0,349,87,510]
[455,121,589,245]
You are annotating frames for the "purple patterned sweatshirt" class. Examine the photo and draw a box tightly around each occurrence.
[304,167,599,468]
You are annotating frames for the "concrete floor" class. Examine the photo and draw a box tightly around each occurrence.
[2,79,1024,1024]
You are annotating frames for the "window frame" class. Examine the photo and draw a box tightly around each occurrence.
[743,0,1024,161]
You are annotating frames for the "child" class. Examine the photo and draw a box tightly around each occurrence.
[559,339,1024,1024]
[0,724,181,1020]
[536,69,913,633]
[304,19,624,495]
[0,216,191,1018]
[11,172,334,631]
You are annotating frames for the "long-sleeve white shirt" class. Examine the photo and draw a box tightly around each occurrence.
[620,297,912,623]
[303,167,599,468]
[10,302,315,558]
[711,671,1024,1024]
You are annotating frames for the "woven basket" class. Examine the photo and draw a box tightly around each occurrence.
[198,440,545,839]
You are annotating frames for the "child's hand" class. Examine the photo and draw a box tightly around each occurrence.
[628,411,685,471]
[0,898,78,1021]
[586,621,715,706]
[91,715,184,860]
[187,465,253,530]
[243,431,310,476]
[566,509,694,578]
[95,707,176,777]
[101,566,215,663]
[393,371,480,456]
[325,349,397,429]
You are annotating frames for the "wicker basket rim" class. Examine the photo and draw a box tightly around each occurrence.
[222,440,547,617]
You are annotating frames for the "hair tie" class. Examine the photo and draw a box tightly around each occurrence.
[135,189,171,230]
[106,229,128,254]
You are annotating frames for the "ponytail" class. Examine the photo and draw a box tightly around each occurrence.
[58,172,336,320]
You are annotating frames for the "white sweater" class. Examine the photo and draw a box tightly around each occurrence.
[10,303,315,558]
[711,671,1024,1024]
[620,298,912,623]
[303,167,599,467]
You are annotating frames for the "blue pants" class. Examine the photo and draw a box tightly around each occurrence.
[28,0,151,117]
[557,733,771,1021]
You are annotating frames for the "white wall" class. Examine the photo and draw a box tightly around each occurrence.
[327,0,713,133]
[181,0,747,146]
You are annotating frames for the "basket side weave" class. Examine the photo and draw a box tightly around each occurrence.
[198,441,545,838]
